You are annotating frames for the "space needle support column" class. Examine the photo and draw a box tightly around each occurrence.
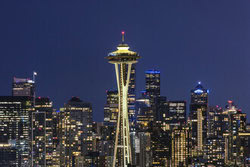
[124,63,132,164]
[113,63,121,167]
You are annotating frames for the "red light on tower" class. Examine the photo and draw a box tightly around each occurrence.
[121,31,125,42]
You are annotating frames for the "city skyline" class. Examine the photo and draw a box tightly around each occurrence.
[1,1,250,166]
[0,1,250,123]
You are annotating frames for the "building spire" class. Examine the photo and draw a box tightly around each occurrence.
[121,31,125,43]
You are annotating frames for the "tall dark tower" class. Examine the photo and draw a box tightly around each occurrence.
[189,82,209,158]
[145,70,162,123]
[145,70,160,101]
[106,32,140,167]
[128,64,136,132]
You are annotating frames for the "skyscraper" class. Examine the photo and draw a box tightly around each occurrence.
[136,91,152,130]
[150,126,171,166]
[189,82,209,164]
[103,90,119,165]
[128,64,137,132]
[0,96,33,166]
[138,132,152,167]
[12,77,34,97]
[104,90,118,126]
[59,97,93,166]
[205,106,225,166]
[145,70,160,101]
[154,96,167,125]
[223,101,247,166]
[164,101,188,167]
[171,127,190,167]
[106,32,140,167]
[144,70,164,125]
[166,101,186,130]
[31,97,54,166]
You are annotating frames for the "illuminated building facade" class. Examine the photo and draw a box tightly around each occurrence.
[206,137,224,166]
[144,70,171,166]
[59,97,93,167]
[144,70,167,127]
[165,101,186,131]
[103,90,119,165]
[104,90,118,126]
[145,70,160,101]
[106,32,140,167]
[12,77,34,97]
[205,106,225,166]
[207,106,224,138]
[223,101,247,166]
[166,101,188,167]
[138,132,152,167]
[136,93,152,130]
[51,109,61,166]
[31,97,54,166]
[189,82,208,161]
[171,127,190,167]
[0,96,32,166]
[150,126,171,166]
[128,64,137,132]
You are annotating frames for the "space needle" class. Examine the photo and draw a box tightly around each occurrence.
[106,32,140,167]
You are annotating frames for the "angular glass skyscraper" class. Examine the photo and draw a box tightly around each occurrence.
[189,82,209,163]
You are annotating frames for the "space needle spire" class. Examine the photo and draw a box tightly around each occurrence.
[106,31,140,167]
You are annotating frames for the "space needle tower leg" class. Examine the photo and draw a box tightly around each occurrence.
[112,62,133,167]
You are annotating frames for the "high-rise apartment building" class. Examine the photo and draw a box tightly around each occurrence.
[31,97,54,166]
[0,96,33,166]
[205,106,225,166]
[51,109,61,166]
[171,127,190,167]
[59,97,93,166]
[104,90,118,126]
[223,101,247,166]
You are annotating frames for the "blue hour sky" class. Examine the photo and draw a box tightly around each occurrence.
[0,1,250,121]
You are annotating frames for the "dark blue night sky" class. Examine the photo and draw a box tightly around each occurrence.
[0,1,250,121]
